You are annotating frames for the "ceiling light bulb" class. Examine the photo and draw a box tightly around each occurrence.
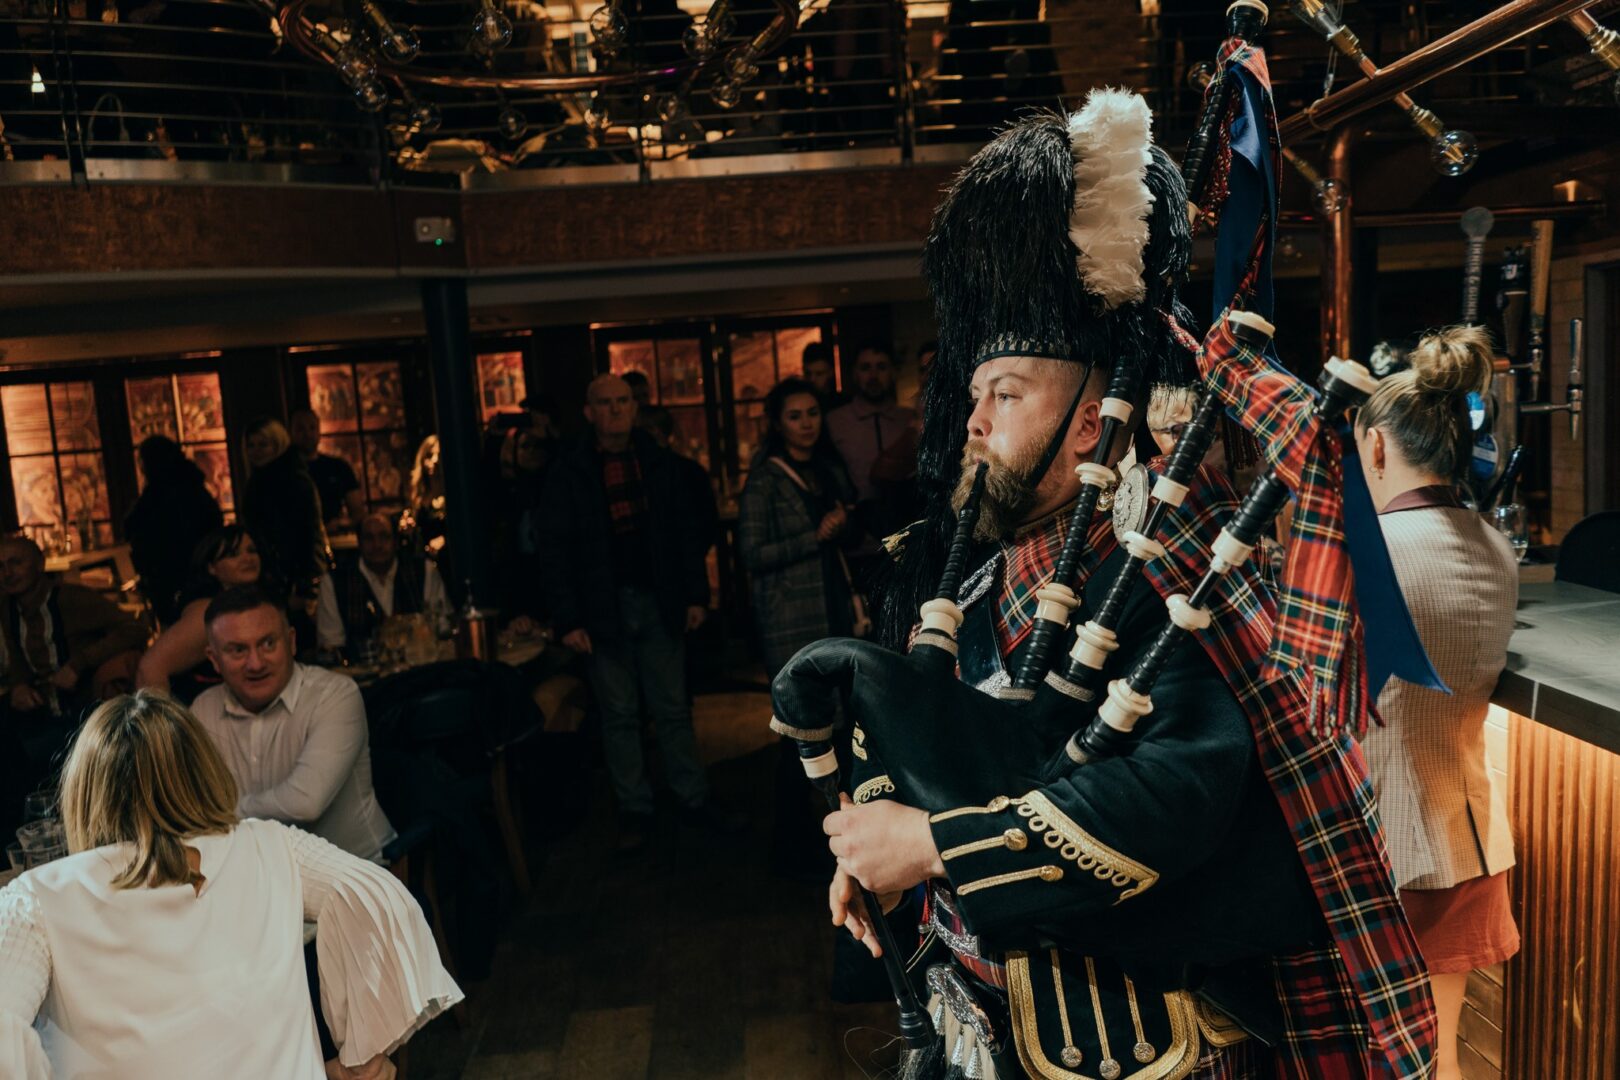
[471,0,513,54]
[30,66,45,94]
[353,78,389,112]
[1429,129,1478,177]
[336,41,377,84]
[362,1,419,63]
[589,5,628,57]
[1312,177,1345,215]
[682,22,717,60]
[497,104,527,140]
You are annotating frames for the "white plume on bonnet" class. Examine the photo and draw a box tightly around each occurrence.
[1067,87,1155,310]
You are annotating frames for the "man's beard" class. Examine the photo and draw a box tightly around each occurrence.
[950,436,1043,542]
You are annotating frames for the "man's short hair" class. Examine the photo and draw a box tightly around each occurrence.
[204,584,285,628]
[621,370,651,390]
[802,342,833,368]
[0,534,43,561]
[855,341,895,364]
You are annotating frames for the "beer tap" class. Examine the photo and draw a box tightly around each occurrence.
[1520,318,1584,440]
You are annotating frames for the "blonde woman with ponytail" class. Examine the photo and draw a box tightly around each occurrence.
[0,690,461,1080]
[1354,325,1519,1080]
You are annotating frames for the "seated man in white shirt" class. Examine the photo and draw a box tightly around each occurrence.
[193,584,397,863]
[317,512,449,658]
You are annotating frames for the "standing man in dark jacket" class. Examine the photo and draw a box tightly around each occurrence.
[537,374,723,852]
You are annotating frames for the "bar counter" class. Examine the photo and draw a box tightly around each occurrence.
[1480,580,1620,1080]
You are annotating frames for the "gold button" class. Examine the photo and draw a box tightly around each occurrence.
[1038,865,1064,882]
[1002,828,1027,851]
[987,796,1011,812]
[1060,1046,1083,1068]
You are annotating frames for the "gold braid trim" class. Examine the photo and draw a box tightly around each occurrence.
[852,775,895,804]
[1015,791,1159,903]
[851,725,869,761]
[1006,953,1203,1080]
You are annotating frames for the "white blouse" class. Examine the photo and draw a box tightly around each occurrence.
[0,819,462,1079]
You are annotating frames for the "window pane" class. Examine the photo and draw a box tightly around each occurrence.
[60,453,110,524]
[11,457,62,526]
[729,332,775,402]
[323,435,365,497]
[476,352,528,423]
[608,341,657,399]
[50,383,100,450]
[734,399,766,469]
[308,364,359,434]
[774,326,824,381]
[364,431,410,505]
[2,385,54,456]
[189,444,236,512]
[126,377,180,445]
[667,406,710,470]
[656,339,704,405]
[176,373,227,443]
[357,362,406,431]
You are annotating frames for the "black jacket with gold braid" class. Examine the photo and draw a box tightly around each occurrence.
[826,535,1328,1076]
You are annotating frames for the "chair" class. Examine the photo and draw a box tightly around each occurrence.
[369,664,535,897]
[1555,510,1620,593]
[371,747,468,1030]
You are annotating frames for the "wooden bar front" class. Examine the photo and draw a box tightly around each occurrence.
[1503,714,1620,1077]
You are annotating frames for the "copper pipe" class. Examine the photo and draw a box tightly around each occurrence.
[1569,8,1620,69]
[1279,0,1598,143]
[1352,201,1604,227]
[1319,126,1354,365]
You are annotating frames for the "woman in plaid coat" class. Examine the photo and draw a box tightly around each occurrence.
[738,378,860,677]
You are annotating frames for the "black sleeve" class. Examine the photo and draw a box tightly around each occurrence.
[926,638,1256,937]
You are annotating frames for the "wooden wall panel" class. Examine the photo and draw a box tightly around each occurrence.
[1504,714,1620,1079]
[0,185,399,277]
[461,166,954,270]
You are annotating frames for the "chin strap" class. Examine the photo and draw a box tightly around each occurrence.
[1027,360,1096,489]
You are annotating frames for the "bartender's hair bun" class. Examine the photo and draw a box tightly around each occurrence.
[1408,324,1494,398]
[1357,324,1494,482]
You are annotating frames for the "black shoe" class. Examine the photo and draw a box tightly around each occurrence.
[616,813,653,854]
[681,800,748,836]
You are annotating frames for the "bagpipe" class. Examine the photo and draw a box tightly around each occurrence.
[767,0,1384,1052]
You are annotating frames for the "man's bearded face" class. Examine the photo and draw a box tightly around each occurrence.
[950,434,1045,542]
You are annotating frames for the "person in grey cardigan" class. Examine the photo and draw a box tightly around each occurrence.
[739,378,859,877]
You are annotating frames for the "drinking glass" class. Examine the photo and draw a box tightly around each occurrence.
[1489,503,1529,564]
[5,842,24,872]
[22,791,56,824]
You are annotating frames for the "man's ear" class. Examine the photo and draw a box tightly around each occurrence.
[204,644,221,676]
[1067,398,1103,461]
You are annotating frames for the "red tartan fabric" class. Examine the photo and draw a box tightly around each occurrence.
[600,449,648,534]
[1169,318,1436,1078]
[993,510,1114,656]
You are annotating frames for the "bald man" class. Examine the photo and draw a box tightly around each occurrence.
[536,373,731,851]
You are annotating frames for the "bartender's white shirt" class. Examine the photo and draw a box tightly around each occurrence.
[191,664,396,862]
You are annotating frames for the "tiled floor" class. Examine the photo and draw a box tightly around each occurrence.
[406,689,906,1080]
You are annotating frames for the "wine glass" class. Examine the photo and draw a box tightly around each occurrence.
[1489,503,1529,564]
